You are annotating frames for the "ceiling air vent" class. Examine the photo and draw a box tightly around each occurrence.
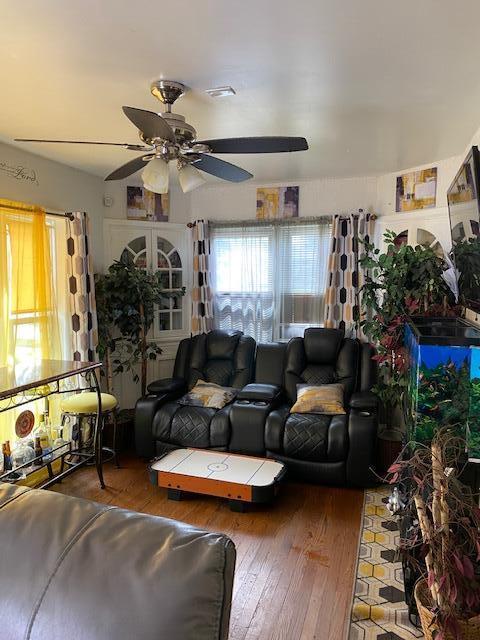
[205,86,236,98]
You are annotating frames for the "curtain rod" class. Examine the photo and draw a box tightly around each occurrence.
[1,202,74,221]
[189,210,376,228]
[47,211,75,221]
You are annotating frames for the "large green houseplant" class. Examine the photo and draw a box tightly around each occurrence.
[95,254,185,397]
[360,230,457,426]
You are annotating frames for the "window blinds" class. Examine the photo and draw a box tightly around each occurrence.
[211,218,332,342]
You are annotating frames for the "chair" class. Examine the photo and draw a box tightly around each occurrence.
[135,330,256,459]
[265,328,379,486]
[60,392,120,469]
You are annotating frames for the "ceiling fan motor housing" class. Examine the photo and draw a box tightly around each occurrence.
[160,112,196,145]
[149,80,197,145]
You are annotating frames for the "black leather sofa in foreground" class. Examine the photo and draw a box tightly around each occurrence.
[0,483,235,640]
[136,328,379,487]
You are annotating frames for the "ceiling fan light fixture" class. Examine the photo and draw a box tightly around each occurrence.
[178,163,206,193]
[142,157,169,193]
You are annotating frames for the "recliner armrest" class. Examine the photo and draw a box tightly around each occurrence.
[135,393,181,458]
[349,391,378,412]
[147,377,187,396]
[236,383,282,403]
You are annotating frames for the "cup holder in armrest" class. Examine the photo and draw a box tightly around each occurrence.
[254,401,268,407]
[236,399,252,405]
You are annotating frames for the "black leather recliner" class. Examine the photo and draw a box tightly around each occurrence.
[135,330,256,459]
[135,328,378,487]
[265,328,378,486]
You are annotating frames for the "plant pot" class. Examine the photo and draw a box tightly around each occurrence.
[415,579,480,640]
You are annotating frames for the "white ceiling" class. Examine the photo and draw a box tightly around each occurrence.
[2,0,480,185]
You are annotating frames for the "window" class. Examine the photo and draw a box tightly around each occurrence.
[211,219,331,341]
[0,204,70,443]
[8,218,70,366]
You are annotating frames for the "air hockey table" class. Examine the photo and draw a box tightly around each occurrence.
[149,448,286,511]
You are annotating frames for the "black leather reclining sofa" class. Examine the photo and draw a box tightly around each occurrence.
[135,328,378,487]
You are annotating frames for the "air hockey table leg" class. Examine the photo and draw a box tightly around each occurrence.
[168,488,186,501]
[228,499,248,512]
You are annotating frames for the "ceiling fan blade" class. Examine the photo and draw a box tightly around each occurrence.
[196,136,308,154]
[192,154,253,182]
[104,155,154,181]
[14,138,149,151]
[122,106,176,143]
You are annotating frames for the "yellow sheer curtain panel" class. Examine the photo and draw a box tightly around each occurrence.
[0,199,62,367]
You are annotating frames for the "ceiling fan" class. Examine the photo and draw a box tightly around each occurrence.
[15,80,309,193]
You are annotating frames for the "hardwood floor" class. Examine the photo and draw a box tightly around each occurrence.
[52,454,364,640]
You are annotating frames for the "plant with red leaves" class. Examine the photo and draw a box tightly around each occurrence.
[359,230,458,426]
[386,427,480,638]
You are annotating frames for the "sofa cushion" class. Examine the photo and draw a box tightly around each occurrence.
[170,405,217,447]
[0,483,236,640]
[290,383,345,415]
[303,327,344,364]
[283,413,331,461]
[207,330,241,360]
[266,408,348,463]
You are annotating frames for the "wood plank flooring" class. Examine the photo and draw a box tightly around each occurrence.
[52,454,363,640]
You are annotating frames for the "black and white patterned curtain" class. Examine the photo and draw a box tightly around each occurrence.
[191,219,214,335]
[324,211,374,340]
[66,212,98,361]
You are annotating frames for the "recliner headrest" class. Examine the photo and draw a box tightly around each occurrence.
[206,330,242,360]
[303,328,344,364]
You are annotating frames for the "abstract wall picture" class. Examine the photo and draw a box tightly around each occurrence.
[395,168,437,212]
[256,186,299,219]
[127,186,169,221]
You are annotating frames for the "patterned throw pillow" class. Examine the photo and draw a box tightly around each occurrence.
[178,380,238,410]
[290,383,345,415]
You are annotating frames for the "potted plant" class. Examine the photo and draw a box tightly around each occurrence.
[95,254,185,397]
[387,427,480,639]
[360,230,458,430]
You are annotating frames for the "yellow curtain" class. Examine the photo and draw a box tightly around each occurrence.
[0,199,61,366]
[0,199,62,443]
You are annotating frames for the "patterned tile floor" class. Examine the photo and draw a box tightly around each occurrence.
[349,486,424,639]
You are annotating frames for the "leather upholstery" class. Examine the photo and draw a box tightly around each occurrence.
[236,383,282,402]
[253,342,287,386]
[265,328,378,487]
[187,331,255,389]
[228,343,286,456]
[349,391,379,410]
[284,328,360,403]
[0,484,235,640]
[359,342,377,391]
[266,407,347,463]
[136,330,255,457]
[173,338,191,379]
[147,377,187,395]
[136,328,379,487]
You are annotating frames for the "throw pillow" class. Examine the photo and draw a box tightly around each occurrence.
[179,380,237,410]
[290,383,345,415]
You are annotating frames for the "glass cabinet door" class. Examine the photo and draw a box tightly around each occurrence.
[154,235,185,336]
[105,221,190,340]
[120,235,148,269]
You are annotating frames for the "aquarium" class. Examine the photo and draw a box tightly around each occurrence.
[405,317,480,460]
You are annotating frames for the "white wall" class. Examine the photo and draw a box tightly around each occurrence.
[0,142,105,271]
[189,175,378,222]
[103,178,191,227]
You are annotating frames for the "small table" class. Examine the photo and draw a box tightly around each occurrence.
[0,359,104,489]
[150,448,286,511]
